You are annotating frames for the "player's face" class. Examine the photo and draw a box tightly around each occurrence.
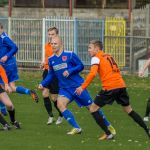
[88,44,97,57]
[48,30,57,42]
[51,37,62,54]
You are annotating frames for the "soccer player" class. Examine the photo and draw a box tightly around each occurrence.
[75,40,150,139]
[0,64,20,129]
[40,27,63,125]
[139,58,150,122]
[0,23,38,103]
[39,36,115,140]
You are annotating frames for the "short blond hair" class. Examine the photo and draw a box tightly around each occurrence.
[89,40,103,50]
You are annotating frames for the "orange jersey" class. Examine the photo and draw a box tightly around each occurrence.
[0,65,8,84]
[82,51,126,91]
[43,43,53,70]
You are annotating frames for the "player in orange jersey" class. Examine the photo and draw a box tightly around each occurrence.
[139,58,150,122]
[0,64,20,129]
[40,27,63,125]
[75,40,150,139]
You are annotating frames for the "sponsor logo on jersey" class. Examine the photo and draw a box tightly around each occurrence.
[53,63,67,71]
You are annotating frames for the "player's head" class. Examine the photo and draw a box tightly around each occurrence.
[47,27,59,42]
[0,23,3,34]
[51,36,63,54]
[88,40,103,57]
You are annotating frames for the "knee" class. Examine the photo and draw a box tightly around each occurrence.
[10,86,16,92]
[123,105,132,114]
[88,103,100,113]
[42,88,49,97]
[7,104,14,111]
[57,101,65,112]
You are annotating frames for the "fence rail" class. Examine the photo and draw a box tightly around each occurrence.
[1,3,150,74]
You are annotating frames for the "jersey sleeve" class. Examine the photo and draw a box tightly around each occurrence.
[91,57,100,65]
[0,65,8,84]
[40,59,55,87]
[81,57,100,90]
[3,36,18,58]
[67,52,84,75]
[81,65,99,90]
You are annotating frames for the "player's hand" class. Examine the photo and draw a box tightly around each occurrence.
[0,55,8,63]
[138,70,144,77]
[4,84,12,94]
[63,70,69,77]
[40,62,44,70]
[75,86,83,96]
[38,84,44,90]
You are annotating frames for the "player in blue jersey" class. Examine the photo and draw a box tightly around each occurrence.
[0,23,39,106]
[39,36,115,140]
[0,64,20,129]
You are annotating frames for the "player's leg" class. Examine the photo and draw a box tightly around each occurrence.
[42,87,53,125]
[0,114,11,130]
[0,101,7,116]
[10,82,39,103]
[115,88,150,137]
[99,109,116,135]
[0,91,20,129]
[57,91,81,134]
[75,89,113,139]
[51,94,63,125]
[124,105,150,137]
[144,98,150,121]
[49,77,63,125]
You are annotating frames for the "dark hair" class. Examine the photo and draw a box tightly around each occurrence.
[0,23,3,29]
[89,40,103,50]
[47,27,59,34]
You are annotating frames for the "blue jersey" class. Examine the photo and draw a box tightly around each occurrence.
[41,50,84,88]
[0,32,19,84]
[0,32,18,65]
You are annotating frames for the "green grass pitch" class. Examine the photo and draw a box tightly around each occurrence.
[0,71,150,150]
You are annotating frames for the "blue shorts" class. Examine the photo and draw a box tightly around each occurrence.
[59,87,93,107]
[0,63,19,84]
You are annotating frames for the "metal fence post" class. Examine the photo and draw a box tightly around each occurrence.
[130,13,134,73]
[146,4,149,37]
[42,18,46,63]
[74,17,78,54]
[8,17,11,37]
[101,19,104,44]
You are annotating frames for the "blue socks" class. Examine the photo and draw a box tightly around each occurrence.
[99,110,110,127]
[62,109,80,129]
[0,101,7,116]
[16,86,30,95]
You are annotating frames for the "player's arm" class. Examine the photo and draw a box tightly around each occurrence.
[67,52,84,75]
[40,45,47,69]
[81,65,98,90]
[0,65,12,93]
[40,68,55,88]
[0,65,8,84]
[75,57,99,95]
[40,59,55,88]
[139,58,150,77]
[2,37,18,60]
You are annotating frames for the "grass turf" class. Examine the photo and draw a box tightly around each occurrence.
[0,71,150,150]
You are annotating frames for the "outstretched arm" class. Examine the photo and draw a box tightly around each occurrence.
[75,64,98,95]
[139,59,150,77]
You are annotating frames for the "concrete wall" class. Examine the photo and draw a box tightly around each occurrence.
[0,7,128,19]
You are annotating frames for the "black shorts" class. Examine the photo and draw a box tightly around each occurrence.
[42,69,59,94]
[0,86,5,94]
[94,88,130,107]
